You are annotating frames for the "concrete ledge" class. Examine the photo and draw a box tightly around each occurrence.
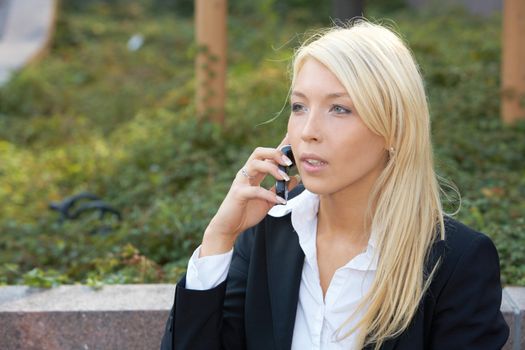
[503,286,525,350]
[0,284,523,349]
[0,284,174,350]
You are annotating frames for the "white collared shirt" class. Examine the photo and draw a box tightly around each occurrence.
[186,189,378,349]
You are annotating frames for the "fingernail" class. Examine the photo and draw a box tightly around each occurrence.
[282,155,293,166]
[276,196,287,205]
[278,170,290,181]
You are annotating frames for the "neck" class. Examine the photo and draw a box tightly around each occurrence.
[317,170,380,244]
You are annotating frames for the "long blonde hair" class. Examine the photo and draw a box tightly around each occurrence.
[291,20,446,349]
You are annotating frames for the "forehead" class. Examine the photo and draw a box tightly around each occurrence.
[293,58,347,94]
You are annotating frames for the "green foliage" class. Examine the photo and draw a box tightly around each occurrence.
[0,2,523,287]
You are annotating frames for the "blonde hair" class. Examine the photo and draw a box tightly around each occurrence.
[292,20,446,349]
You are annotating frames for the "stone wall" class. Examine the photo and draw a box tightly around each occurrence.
[0,284,523,349]
[0,285,173,350]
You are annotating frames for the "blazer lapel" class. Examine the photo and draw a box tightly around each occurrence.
[263,209,447,350]
[364,238,447,350]
[363,339,398,350]
[266,215,305,350]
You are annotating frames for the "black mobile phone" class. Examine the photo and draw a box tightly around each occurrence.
[276,145,295,203]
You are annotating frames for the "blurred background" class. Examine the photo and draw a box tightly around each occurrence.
[0,0,523,288]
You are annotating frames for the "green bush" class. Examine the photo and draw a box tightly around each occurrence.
[0,2,523,287]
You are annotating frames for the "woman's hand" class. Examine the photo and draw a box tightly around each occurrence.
[200,140,299,257]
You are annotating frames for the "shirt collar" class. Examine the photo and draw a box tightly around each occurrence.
[268,189,378,271]
[267,188,318,218]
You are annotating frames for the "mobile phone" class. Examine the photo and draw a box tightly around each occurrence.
[276,145,295,203]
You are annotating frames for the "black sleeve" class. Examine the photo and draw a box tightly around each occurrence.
[160,226,255,350]
[429,234,510,349]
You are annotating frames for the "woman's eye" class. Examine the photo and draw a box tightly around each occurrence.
[291,103,306,113]
[331,105,352,114]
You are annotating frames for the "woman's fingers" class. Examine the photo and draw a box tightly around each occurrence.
[246,159,290,181]
[240,138,293,182]
[268,174,301,195]
[248,147,293,167]
[234,141,296,203]
[237,185,287,204]
[202,140,295,254]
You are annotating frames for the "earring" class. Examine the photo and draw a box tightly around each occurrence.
[388,146,395,160]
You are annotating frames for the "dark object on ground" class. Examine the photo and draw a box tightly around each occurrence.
[49,192,122,234]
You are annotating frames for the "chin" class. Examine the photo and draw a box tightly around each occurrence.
[300,177,333,196]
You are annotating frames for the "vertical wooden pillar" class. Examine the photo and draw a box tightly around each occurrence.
[195,0,227,124]
[501,0,525,124]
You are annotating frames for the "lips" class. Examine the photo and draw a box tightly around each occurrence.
[304,159,325,166]
[299,153,328,173]
[300,153,328,164]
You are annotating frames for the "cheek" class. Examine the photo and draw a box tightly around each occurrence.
[287,115,297,133]
[336,129,386,170]
[287,116,301,143]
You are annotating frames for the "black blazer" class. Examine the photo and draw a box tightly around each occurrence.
[161,188,509,350]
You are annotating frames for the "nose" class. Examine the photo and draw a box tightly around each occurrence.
[300,108,322,143]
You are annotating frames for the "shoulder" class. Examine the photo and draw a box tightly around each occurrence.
[423,217,509,348]
[442,216,491,246]
[429,216,501,295]
[438,216,499,264]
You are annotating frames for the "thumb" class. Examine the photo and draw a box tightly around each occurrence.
[264,175,301,211]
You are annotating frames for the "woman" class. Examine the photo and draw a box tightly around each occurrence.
[161,20,509,349]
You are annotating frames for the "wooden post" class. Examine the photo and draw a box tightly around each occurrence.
[501,0,525,124]
[195,0,227,124]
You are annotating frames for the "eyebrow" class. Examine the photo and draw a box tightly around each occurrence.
[291,91,351,99]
